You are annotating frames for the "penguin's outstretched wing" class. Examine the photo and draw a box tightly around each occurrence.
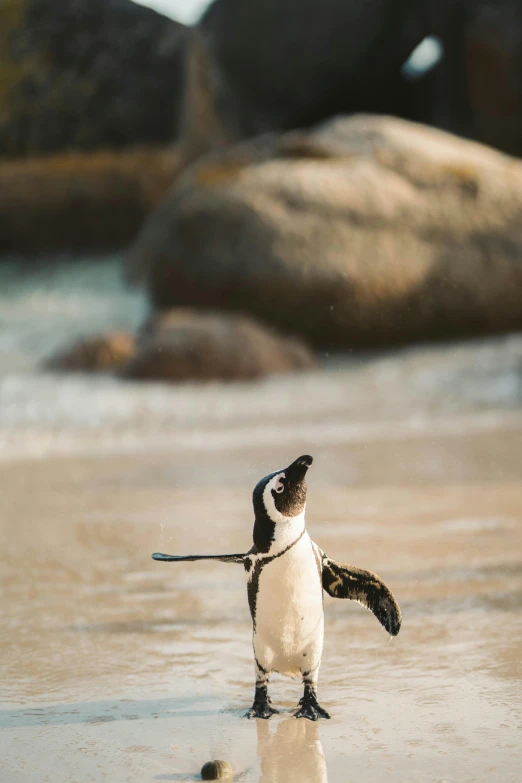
[152,552,246,564]
[319,550,401,636]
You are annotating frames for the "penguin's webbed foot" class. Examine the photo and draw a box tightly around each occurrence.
[294,700,330,721]
[245,702,279,720]
[245,685,278,719]
[295,687,330,721]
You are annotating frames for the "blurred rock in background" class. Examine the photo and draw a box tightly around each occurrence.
[426,0,522,158]
[1,0,522,363]
[122,310,316,381]
[43,310,317,382]
[464,1,522,157]
[128,115,522,349]
[2,0,522,258]
[0,0,188,253]
[0,147,179,253]
[44,330,136,373]
[186,0,430,144]
[177,0,522,164]
[0,0,187,156]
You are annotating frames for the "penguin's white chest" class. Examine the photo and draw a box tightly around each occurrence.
[253,534,324,676]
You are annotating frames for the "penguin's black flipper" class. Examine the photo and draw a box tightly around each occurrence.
[152,552,246,564]
[320,553,402,636]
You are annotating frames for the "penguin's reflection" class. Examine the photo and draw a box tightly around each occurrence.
[256,717,328,783]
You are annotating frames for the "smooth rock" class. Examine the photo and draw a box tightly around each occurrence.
[122,310,316,381]
[128,114,522,348]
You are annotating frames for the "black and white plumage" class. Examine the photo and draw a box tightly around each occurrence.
[152,455,401,720]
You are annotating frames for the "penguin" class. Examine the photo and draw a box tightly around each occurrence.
[152,455,401,720]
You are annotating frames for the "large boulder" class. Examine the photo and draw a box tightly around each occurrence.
[127,114,522,349]
[0,0,187,157]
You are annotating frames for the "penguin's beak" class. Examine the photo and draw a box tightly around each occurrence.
[284,455,313,483]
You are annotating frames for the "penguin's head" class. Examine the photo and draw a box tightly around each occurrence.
[253,455,313,524]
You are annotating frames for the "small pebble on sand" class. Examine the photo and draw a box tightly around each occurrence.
[201,759,233,780]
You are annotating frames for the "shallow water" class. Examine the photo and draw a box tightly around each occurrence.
[0,260,521,782]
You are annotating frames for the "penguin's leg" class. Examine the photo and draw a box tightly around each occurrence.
[295,667,330,721]
[245,659,278,719]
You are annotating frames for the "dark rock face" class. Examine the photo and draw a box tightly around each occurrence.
[462,1,522,157]
[0,0,187,157]
[177,0,430,155]
[128,115,522,349]
[122,310,316,381]
[0,0,520,167]
[177,0,522,164]
[420,0,522,157]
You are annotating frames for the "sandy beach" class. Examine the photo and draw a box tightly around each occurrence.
[1,260,521,782]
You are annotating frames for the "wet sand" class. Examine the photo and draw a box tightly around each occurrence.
[1,410,522,781]
[1,261,521,781]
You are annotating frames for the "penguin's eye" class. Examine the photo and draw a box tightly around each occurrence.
[274,474,285,494]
